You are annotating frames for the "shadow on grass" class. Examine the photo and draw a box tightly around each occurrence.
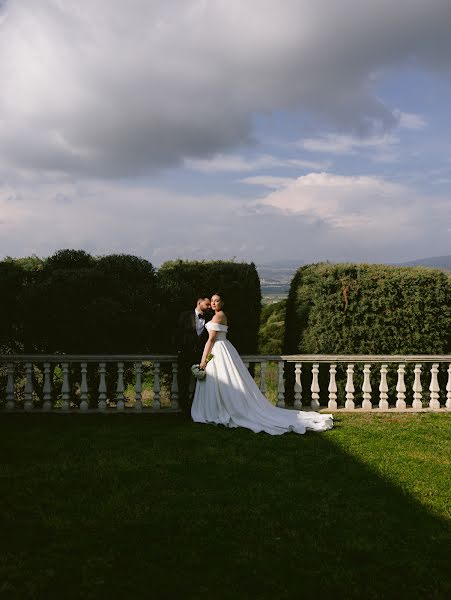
[0,413,449,599]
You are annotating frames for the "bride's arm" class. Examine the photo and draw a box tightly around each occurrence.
[200,330,217,368]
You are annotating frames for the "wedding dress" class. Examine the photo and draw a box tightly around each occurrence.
[191,322,333,434]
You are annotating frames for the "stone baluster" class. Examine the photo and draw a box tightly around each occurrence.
[43,362,53,411]
[80,362,89,411]
[327,364,337,410]
[429,363,440,409]
[378,364,389,410]
[116,361,125,411]
[277,360,285,407]
[362,363,372,410]
[412,364,423,410]
[134,361,143,411]
[345,363,355,410]
[98,362,107,411]
[446,364,451,410]
[61,362,71,411]
[153,361,161,410]
[310,363,320,410]
[294,362,302,409]
[6,362,15,411]
[260,361,267,395]
[396,364,407,410]
[24,362,34,411]
[170,362,179,411]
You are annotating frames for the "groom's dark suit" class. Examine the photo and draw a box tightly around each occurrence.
[176,309,212,416]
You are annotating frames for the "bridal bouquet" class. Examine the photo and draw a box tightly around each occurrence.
[191,353,214,380]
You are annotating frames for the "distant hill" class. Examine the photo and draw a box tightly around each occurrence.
[395,255,451,271]
[256,260,304,285]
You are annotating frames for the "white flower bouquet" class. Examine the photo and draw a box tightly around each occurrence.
[191,353,214,380]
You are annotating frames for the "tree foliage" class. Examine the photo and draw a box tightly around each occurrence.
[258,300,286,354]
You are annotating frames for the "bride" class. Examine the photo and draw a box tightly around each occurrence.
[191,293,333,434]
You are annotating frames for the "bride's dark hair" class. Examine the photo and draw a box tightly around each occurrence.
[212,291,224,306]
[212,291,229,319]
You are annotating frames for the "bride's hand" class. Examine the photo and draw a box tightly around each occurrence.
[200,360,207,369]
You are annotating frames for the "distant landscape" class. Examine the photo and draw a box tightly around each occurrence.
[257,255,451,304]
[256,260,297,304]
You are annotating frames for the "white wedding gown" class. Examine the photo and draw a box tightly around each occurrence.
[191,322,333,434]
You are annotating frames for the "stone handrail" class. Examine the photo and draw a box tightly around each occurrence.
[1,354,451,412]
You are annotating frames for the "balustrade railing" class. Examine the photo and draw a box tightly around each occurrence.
[1,354,451,412]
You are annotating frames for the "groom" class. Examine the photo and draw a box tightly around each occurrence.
[176,295,212,416]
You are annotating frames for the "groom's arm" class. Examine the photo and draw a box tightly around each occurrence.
[175,311,186,354]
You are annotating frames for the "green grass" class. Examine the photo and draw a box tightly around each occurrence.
[0,413,450,599]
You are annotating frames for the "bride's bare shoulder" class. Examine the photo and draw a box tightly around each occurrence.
[212,310,227,325]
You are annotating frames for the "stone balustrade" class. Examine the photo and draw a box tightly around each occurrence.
[1,354,451,412]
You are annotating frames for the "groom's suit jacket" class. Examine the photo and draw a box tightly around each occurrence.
[176,309,212,363]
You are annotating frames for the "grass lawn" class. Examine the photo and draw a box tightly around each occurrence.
[0,413,450,599]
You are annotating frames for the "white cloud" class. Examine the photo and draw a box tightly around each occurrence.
[0,0,450,177]
[185,154,327,173]
[0,180,277,263]
[396,111,428,130]
[0,193,33,230]
[1,174,451,266]
[301,133,398,155]
[259,171,449,238]
[239,176,294,189]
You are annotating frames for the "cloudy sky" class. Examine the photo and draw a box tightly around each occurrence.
[1,0,451,266]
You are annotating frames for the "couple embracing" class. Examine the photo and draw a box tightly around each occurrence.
[176,292,333,435]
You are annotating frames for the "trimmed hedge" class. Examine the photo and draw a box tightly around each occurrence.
[0,255,45,354]
[0,261,25,354]
[16,250,160,354]
[283,262,451,404]
[284,262,451,355]
[157,259,261,354]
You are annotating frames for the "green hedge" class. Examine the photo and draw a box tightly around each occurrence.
[284,262,451,354]
[283,262,451,404]
[14,249,161,354]
[157,259,261,354]
[0,261,24,354]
